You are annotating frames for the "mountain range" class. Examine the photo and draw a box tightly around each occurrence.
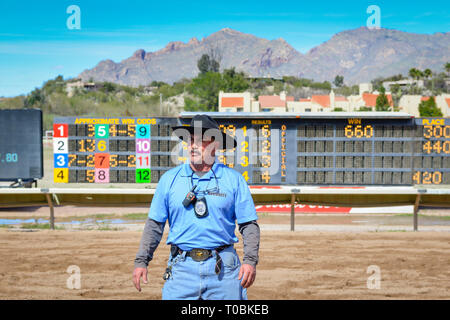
[79,27,450,86]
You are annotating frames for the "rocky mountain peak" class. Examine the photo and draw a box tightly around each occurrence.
[79,27,450,86]
[188,37,200,45]
[131,49,146,60]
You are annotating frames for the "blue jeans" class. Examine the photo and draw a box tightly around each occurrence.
[162,246,248,300]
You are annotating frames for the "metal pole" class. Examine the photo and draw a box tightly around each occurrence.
[413,194,421,232]
[45,193,55,230]
[290,194,295,232]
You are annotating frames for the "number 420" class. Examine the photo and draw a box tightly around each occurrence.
[412,171,442,184]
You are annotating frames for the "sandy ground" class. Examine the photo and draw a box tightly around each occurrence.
[0,228,449,300]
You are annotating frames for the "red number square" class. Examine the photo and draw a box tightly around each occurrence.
[94,153,110,168]
[53,124,68,138]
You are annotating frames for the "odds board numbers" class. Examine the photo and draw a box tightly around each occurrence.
[54,115,450,186]
[53,123,69,183]
[412,119,450,185]
[53,118,158,183]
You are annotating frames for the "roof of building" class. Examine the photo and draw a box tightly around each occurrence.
[286,96,295,102]
[258,95,286,108]
[362,93,393,107]
[335,96,348,102]
[311,95,330,107]
[221,97,244,108]
[445,98,450,108]
[181,111,414,119]
[299,98,311,102]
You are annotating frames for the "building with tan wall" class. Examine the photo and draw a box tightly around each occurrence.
[399,94,450,117]
[287,90,351,112]
[218,89,449,116]
[258,93,293,112]
[218,91,253,112]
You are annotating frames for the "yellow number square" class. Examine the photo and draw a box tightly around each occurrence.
[54,168,68,183]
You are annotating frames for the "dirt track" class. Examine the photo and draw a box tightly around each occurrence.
[0,229,449,300]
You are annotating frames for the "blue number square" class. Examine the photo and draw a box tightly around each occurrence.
[54,154,68,168]
[136,124,150,138]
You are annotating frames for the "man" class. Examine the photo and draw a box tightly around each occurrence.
[133,114,260,300]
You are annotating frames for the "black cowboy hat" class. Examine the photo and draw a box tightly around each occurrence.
[172,114,237,150]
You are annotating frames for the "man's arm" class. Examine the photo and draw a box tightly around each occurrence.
[134,218,165,268]
[238,220,260,267]
[237,220,260,288]
[133,218,165,292]
[133,169,171,292]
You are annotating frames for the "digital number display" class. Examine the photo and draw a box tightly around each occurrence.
[54,115,450,186]
[0,109,43,181]
[412,119,450,185]
[344,124,374,138]
[53,117,178,183]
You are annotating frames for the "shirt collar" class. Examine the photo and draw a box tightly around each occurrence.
[181,158,223,179]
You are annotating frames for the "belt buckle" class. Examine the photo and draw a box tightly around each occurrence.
[191,249,210,262]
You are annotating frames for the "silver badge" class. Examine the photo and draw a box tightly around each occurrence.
[194,197,208,218]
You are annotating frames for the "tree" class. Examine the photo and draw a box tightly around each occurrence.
[197,53,220,74]
[197,54,212,74]
[206,44,222,72]
[222,68,249,92]
[273,81,284,95]
[101,82,116,93]
[25,88,44,107]
[187,72,224,111]
[424,69,432,79]
[210,59,220,73]
[184,97,200,111]
[333,75,344,87]
[445,62,450,76]
[418,97,443,117]
[375,86,391,111]
[417,70,424,79]
[197,43,222,74]
[150,80,167,88]
[409,68,423,80]
[390,84,402,108]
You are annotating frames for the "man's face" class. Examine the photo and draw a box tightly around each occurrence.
[189,134,217,165]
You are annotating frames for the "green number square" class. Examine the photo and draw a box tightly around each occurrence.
[136,168,151,183]
[95,124,109,138]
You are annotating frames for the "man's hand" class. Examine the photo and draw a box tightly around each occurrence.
[133,267,148,292]
[238,264,256,289]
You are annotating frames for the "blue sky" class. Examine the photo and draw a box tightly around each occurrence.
[0,0,449,97]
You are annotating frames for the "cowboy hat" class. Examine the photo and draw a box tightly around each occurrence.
[171,114,237,150]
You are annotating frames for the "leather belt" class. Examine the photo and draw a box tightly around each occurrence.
[170,244,232,274]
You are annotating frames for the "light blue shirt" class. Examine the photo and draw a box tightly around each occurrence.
[148,161,258,251]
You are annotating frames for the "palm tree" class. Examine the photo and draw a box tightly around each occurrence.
[445,62,450,76]
[409,68,423,80]
[417,69,424,79]
[423,68,434,92]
